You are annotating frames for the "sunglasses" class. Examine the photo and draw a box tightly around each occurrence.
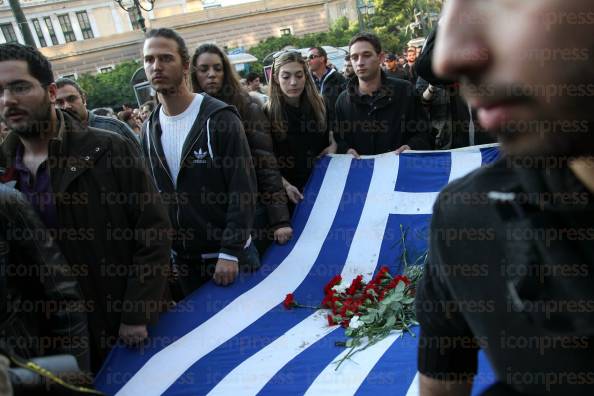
[307,54,322,60]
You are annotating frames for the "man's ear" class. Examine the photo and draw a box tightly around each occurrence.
[379,52,386,64]
[47,83,57,103]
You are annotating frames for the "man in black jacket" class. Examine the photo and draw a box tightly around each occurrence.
[335,33,433,156]
[141,28,258,293]
[416,1,594,395]
[307,46,346,125]
[0,43,171,372]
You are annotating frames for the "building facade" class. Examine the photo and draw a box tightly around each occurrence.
[0,0,358,77]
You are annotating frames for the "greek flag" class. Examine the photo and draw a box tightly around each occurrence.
[95,145,500,396]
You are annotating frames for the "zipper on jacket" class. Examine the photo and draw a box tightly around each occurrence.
[174,122,208,252]
[149,125,184,250]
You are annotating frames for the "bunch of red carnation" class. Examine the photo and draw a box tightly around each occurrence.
[322,266,410,328]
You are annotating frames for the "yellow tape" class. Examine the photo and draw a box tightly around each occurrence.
[9,354,105,395]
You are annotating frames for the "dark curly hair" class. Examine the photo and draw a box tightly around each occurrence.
[0,43,54,86]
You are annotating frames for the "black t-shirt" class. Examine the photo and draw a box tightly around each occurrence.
[416,157,594,395]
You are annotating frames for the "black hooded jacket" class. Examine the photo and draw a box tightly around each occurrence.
[142,94,257,261]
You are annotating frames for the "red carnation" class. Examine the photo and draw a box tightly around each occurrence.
[283,293,296,309]
[387,278,398,290]
[324,275,343,295]
[327,314,335,326]
[395,275,411,286]
[347,275,363,295]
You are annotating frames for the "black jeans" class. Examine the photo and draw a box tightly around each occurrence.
[175,243,261,297]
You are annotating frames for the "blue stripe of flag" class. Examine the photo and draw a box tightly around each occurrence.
[395,153,452,193]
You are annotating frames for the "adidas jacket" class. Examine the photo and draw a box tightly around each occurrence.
[142,94,257,261]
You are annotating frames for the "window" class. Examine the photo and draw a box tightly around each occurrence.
[58,14,76,42]
[128,7,142,31]
[0,23,18,44]
[59,73,77,80]
[76,11,94,39]
[280,27,292,36]
[31,19,47,47]
[44,17,59,45]
[98,65,114,73]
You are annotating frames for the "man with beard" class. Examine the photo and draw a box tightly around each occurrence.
[402,47,418,85]
[0,43,172,372]
[141,29,257,293]
[334,32,432,156]
[416,1,594,396]
[55,77,139,146]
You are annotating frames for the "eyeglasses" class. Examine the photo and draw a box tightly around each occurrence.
[0,81,37,98]
[307,54,321,60]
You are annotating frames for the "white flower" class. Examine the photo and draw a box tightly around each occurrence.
[331,283,348,293]
[349,315,363,330]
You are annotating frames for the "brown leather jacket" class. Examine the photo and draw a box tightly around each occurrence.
[0,110,172,370]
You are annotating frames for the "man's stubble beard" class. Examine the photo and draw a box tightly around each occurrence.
[10,94,52,140]
[155,73,186,97]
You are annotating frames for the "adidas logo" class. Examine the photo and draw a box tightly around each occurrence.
[192,148,209,164]
[194,148,208,160]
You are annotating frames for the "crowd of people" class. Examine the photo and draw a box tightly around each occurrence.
[0,0,592,393]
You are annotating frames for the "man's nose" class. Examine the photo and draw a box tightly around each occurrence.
[432,0,491,81]
[153,59,164,71]
[0,89,17,104]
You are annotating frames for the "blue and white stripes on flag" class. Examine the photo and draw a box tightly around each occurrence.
[95,144,500,396]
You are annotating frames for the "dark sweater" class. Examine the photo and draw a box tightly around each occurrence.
[272,102,328,190]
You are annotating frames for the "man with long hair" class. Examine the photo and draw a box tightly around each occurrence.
[141,29,258,293]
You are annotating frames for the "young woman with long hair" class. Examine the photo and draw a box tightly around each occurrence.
[265,50,335,205]
[191,43,293,250]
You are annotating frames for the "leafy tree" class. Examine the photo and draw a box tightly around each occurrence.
[369,0,442,54]
[241,16,358,78]
[78,60,140,110]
